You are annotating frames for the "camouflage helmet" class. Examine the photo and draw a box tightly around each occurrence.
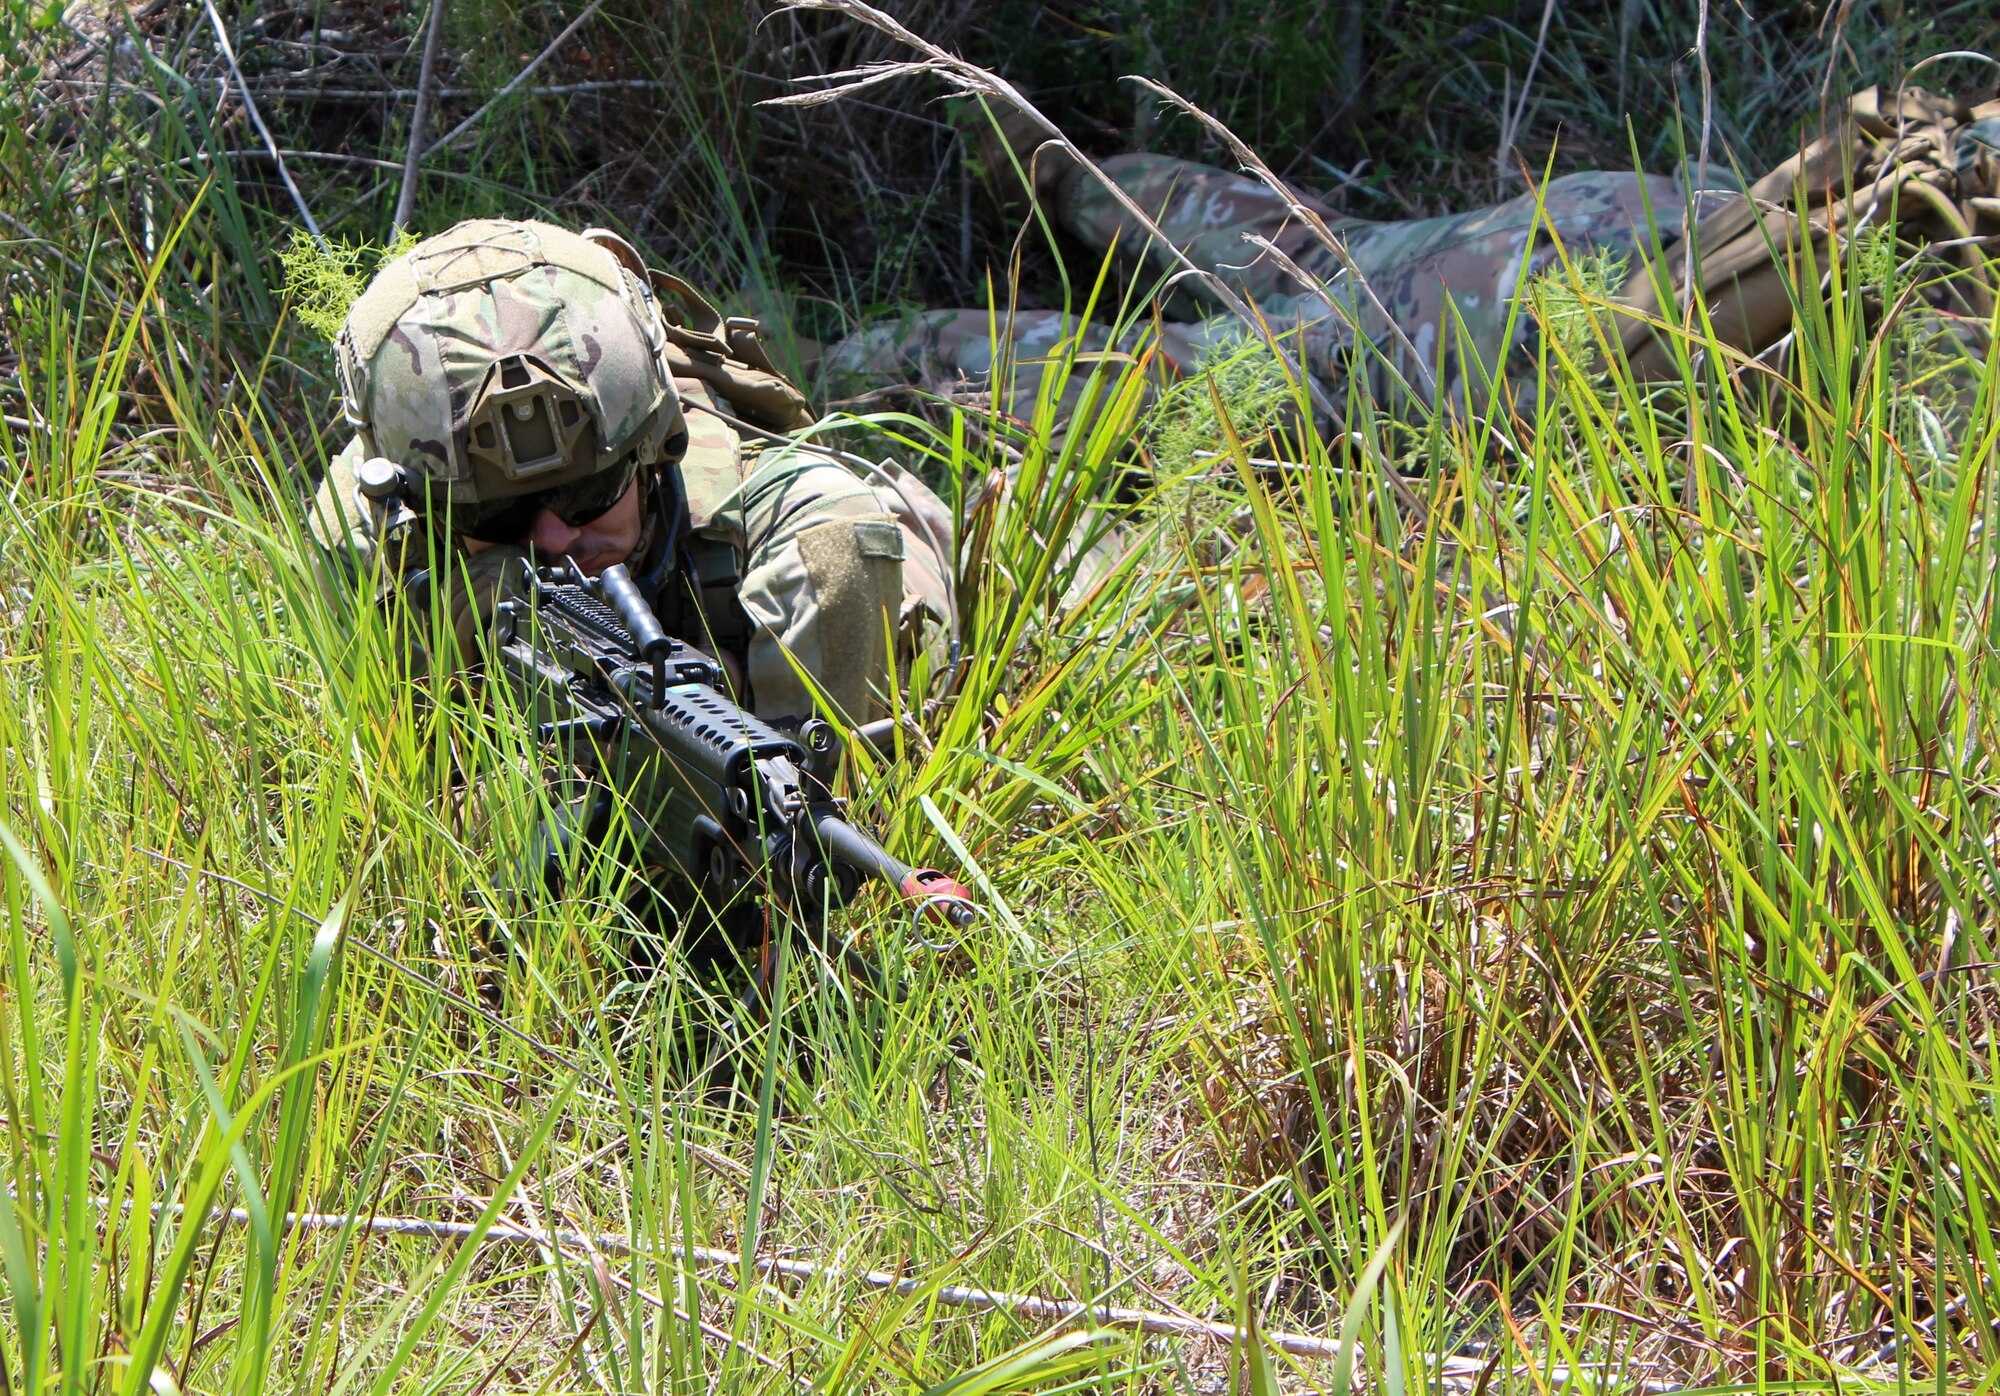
[335,219,684,521]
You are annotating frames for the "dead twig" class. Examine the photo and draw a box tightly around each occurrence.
[1685,0,1714,305]
[243,80,669,102]
[172,1205,1453,1368]
[80,1201,1677,1390]
[1494,0,1559,185]
[198,0,323,244]
[393,0,450,232]
[423,0,608,158]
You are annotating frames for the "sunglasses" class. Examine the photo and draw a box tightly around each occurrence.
[451,457,640,545]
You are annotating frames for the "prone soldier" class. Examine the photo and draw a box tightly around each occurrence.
[825,86,2000,424]
[308,217,953,728]
[823,147,1735,422]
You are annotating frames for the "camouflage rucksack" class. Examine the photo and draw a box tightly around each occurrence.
[1620,84,2000,373]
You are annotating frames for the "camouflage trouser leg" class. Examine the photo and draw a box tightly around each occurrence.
[1052,152,1353,313]
[825,154,1737,418]
[1324,170,1745,410]
[1056,154,1723,410]
[731,451,952,725]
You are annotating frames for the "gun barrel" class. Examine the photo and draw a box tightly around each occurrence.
[812,813,977,929]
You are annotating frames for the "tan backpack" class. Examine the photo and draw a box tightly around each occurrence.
[646,267,817,435]
[1619,85,2000,375]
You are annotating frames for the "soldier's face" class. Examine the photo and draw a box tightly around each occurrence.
[461,476,645,576]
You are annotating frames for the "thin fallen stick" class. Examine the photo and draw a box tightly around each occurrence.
[393,0,450,232]
[198,0,323,245]
[242,80,669,101]
[189,1205,1433,1366]
[43,1195,1669,1387]
[143,1204,1674,1389]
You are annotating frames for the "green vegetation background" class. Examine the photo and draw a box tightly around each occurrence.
[4,1,2000,1392]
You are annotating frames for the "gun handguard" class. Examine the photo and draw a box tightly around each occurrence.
[490,561,977,932]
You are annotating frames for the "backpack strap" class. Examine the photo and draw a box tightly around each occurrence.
[655,375,761,666]
[649,269,818,433]
[672,376,746,531]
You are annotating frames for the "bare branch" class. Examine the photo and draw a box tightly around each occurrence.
[1495,0,1558,186]
[424,0,609,158]
[393,0,449,232]
[144,1204,1476,1369]
[1685,0,1713,303]
[199,0,323,244]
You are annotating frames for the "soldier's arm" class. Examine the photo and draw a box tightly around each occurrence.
[305,436,380,581]
[305,436,531,672]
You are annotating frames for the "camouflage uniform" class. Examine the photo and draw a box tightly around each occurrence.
[825,153,1736,418]
[655,379,951,723]
[309,218,950,726]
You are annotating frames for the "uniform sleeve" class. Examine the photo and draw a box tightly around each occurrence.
[304,436,531,675]
[305,435,383,584]
[730,447,954,725]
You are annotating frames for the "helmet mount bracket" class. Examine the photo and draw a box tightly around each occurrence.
[463,353,593,482]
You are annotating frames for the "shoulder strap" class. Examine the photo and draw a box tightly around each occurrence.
[648,269,818,434]
[672,376,747,531]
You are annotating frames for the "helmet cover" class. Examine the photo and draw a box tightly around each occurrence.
[335,219,683,510]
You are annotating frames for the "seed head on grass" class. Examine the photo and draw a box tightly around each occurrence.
[1145,332,1295,478]
[1528,246,1629,383]
[1139,331,1297,565]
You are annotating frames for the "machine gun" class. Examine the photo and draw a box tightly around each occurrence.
[487,560,975,936]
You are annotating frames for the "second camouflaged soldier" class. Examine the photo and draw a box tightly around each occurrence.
[308,218,952,726]
[825,86,2000,424]
[824,147,1733,424]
